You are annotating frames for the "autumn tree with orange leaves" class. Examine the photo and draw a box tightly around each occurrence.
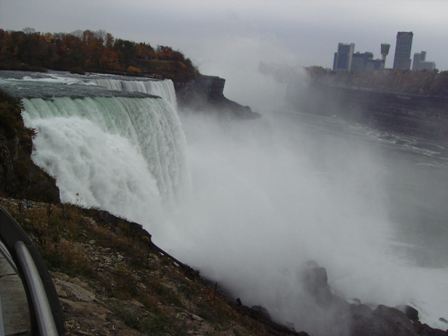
[0,28,199,82]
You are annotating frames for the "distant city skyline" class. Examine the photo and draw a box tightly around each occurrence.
[332,31,437,72]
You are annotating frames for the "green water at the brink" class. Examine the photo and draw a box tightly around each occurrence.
[0,70,163,99]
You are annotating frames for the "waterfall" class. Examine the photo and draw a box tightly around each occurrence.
[21,95,188,223]
[0,71,188,222]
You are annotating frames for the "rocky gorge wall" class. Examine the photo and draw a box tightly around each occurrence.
[295,83,448,142]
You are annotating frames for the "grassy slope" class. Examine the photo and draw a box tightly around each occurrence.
[0,197,303,336]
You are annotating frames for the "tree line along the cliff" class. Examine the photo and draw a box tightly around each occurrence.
[0,28,199,82]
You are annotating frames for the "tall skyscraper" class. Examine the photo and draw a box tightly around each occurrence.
[333,43,355,71]
[393,32,413,70]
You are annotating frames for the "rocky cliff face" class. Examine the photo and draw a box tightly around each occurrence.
[0,91,59,202]
[0,197,304,336]
[175,75,259,118]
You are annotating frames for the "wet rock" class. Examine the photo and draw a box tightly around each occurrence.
[397,305,419,322]
[302,262,333,305]
[299,262,447,336]
[350,304,418,336]
[414,322,448,336]
[251,305,272,321]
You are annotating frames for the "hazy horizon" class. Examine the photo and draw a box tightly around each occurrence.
[1,0,447,107]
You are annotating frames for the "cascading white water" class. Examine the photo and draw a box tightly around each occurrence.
[21,95,188,224]
[92,78,177,108]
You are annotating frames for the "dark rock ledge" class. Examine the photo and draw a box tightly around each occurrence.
[175,75,260,119]
[300,261,448,336]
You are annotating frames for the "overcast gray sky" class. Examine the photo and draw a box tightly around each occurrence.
[1,0,447,105]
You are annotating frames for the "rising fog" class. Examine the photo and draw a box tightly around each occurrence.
[140,60,448,332]
[141,84,387,334]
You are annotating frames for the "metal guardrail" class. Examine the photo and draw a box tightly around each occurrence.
[0,207,64,336]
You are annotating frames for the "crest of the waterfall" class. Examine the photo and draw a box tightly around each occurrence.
[92,78,177,109]
[21,95,188,223]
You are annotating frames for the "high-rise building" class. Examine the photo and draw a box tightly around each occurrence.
[366,59,385,71]
[413,51,426,70]
[333,43,355,71]
[393,32,413,70]
[351,52,373,72]
[413,51,436,71]
[351,49,385,72]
